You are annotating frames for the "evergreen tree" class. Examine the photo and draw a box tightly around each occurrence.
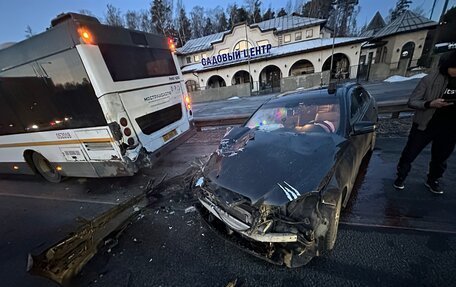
[217,11,229,32]
[301,0,333,19]
[151,0,172,36]
[389,0,412,23]
[262,7,275,20]
[251,0,262,23]
[227,4,239,28]
[333,0,359,36]
[176,7,191,46]
[203,18,214,36]
[237,7,250,23]
[277,8,287,17]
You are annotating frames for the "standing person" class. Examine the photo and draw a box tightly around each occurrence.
[394,51,456,194]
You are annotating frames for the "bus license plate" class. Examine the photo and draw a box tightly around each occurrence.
[162,129,177,142]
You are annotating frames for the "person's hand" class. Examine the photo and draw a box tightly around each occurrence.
[429,98,454,108]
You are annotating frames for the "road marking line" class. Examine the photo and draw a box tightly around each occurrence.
[0,192,120,205]
[340,220,456,235]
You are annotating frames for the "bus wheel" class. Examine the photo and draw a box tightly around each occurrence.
[32,153,62,183]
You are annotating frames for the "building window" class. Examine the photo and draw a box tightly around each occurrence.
[201,53,207,59]
[186,56,191,64]
[194,54,200,62]
[381,47,388,63]
[234,40,253,52]
[295,32,302,41]
[257,40,270,47]
[219,48,229,55]
[306,29,313,38]
[284,34,291,43]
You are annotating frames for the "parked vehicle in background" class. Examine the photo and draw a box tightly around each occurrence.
[0,13,194,182]
[195,83,377,267]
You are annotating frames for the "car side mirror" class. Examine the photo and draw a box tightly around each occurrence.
[352,121,376,136]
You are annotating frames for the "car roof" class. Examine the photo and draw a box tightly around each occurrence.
[267,82,358,105]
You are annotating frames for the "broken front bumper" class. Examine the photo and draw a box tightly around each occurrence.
[199,197,298,243]
[197,196,324,267]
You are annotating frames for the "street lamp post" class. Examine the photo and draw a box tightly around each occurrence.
[244,23,253,96]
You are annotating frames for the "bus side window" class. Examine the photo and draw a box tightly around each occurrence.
[0,80,25,135]
[0,63,53,133]
[35,49,107,129]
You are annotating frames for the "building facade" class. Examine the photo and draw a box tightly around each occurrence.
[176,15,366,96]
[359,11,437,81]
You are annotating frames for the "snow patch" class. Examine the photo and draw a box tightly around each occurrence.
[384,73,427,83]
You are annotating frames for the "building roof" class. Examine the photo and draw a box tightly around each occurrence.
[360,11,386,37]
[251,15,326,33]
[177,32,226,55]
[177,15,326,55]
[181,36,366,73]
[373,10,437,39]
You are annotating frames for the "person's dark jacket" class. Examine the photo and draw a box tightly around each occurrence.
[408,71,449,130]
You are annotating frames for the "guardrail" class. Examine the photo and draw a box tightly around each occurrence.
[194,101,412,130]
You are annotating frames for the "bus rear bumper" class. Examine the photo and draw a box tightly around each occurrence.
[136,121,196,169]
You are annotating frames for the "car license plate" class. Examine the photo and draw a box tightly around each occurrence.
[162,129,177,142]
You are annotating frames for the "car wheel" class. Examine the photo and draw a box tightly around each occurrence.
[324,193,342,251]
[32,152,62,183]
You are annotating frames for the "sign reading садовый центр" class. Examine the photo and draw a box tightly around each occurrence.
[201,44,272,67]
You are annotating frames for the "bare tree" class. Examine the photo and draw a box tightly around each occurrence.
[105,4,124,27]
[285,0,293,14]
[294,0,306,14]
[25,25,34,38]
[79,9,96,17]
[139,9,153,33]
[190,6,205,38]
[125,10,141,30]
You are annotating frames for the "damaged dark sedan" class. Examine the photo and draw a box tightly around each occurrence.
[195,83,377,267]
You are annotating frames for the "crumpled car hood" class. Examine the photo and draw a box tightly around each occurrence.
[203,128,345,207]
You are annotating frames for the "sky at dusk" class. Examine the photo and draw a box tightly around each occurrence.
[0,0,454,44]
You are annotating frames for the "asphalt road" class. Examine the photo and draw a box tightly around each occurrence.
[71,132,456,287]
[0,131,221,287]
[2,124,456,286]
[193,79,420,120]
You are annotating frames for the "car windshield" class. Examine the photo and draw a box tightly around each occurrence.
[245,95,341,134]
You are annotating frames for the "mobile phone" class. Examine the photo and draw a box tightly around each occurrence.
[444,99,456,103]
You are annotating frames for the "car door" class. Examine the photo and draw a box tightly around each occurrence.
[340,86,371,205]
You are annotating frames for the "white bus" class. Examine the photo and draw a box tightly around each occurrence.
[0,13,194,182]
